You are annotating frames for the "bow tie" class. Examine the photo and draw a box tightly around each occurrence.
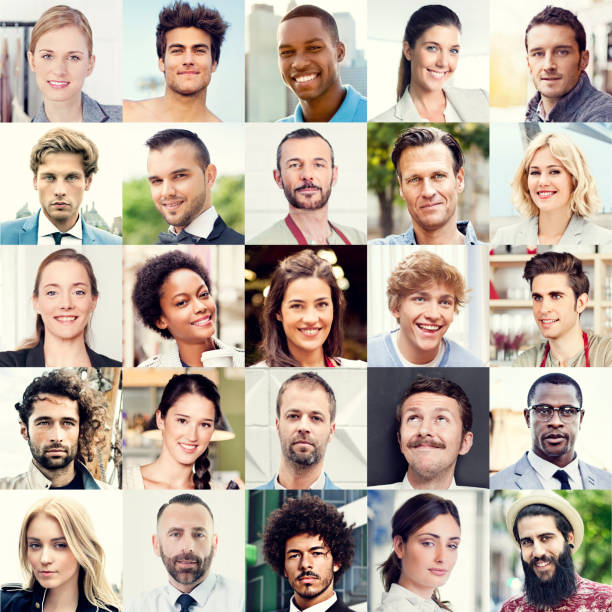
[157,230,201,244]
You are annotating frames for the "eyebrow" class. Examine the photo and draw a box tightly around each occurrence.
[409,290,454,299]
[286,545,326,554]
[41,282,88,288]
[528,164,564,169]
[38,48,85,54]
[27,536,67,542]
[520,531,556,542]
[168,43,210,50]
[285,156,329,164]
[170,285,207,299]
[529,44,574,52]
[174,411,214,422]
[532,290,565,296]
[33,415,77,422]
[286,296,329,303]
[421,40,460,47]
[417,532,461,541]
[279,37,325,49]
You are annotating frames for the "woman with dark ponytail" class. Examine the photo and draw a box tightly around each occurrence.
[375,493,461,611]
[125,374,239,490]
[372,5,488,122]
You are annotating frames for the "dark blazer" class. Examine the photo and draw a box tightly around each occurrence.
[0,211,122,245]
[157,215,244,245]
[283,596,355,611]
[0,341,121,367]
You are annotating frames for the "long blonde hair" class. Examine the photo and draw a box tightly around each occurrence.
[19,497,120,611]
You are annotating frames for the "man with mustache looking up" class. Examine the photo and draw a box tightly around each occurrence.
[501,491,612,611]
[0,370,111,489]
[490,372,611,489]
[263,495,356,611]
[126,494,243,611]
[249,128,365,244]
[372,376,474,490]
[257,371,340,490]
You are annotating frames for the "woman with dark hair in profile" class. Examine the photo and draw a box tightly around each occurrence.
[375,493,461,611]
[372,5,488,122]
[125,373,240,490]
[0,248,120,367]
[254,249,364,367]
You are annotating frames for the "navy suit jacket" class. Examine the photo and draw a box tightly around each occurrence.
[256,472,340,490]
[490,452,611,490]
[0,211,121,245]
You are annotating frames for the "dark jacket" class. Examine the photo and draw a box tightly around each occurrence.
[283,596,355,611]
[1,581,118,612]
[0,341,121,367]
[157,215,244,245]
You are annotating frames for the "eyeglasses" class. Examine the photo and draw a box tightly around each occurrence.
[528,404,582,422]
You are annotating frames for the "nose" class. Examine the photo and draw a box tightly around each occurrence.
[543,50,556,70]
[193,296,208,313]
[54,180,67,196]
[301,305,318,324]
[300,163,315,181]
[299,553,313,570]
[291,50,309,71]
[50,422,63,442]
[416,418,432,437]
[160,180,176,197]
[51,57,67,76]
[40,545,52,565]
[548,408,564,426]
[297,415,311,433]
[182,49,195,64]
[59,290,74,310]
[433,543,446,563]
[532,539,546,558]
[424,301,441,320]
[421,177,436,197]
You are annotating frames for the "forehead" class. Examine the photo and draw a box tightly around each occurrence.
[37,152,85,175]
[285,532,327,553]
[34,24,89,52]
[280,137,332,165]
[278,16,334,47]
[531,382,578,406]
[30,394,79,420]
[39,259,90,285]
[283,276,332,300]
[531,273,573,294]
[412,513,461,538]
[148,142,202,175]
[27,513,64,538]
[516,514,562,539]
[165,27,212,50]
[165,393,216,421]
[526,24,578,51]
[398,142,455,178]
[161,268,207,294]
[414,24,460,46]
[279,382,331,416]
[401,391,461,418]
[158,503,212,531]
[403,282,455,300]
[529,146,565,168]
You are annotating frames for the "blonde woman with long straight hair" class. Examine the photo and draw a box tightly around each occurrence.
[1,496,120,611]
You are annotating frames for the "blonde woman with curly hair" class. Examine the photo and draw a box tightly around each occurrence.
[493,132,612,246]
[1,496,120,611]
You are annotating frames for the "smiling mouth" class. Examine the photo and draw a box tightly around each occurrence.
[162,199,184,210]
[539,318,559,325]
[191,316,212,327]
[427,69,448,79]
[428,568,447,576]
[416,323,443,334]
[54,316,78,323]
[48,80,69,88]
[178,442,198,453]
[299,327,322,336]
[293,73,318,84]
[537,190,557,199]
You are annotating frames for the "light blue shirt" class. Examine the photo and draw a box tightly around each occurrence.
[278,84,367,122]
[369,220,483,245]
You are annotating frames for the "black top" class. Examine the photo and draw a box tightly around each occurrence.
[0,341,121,367]
[157,215,244,245]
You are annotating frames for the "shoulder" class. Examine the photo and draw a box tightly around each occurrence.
[367,332,398,367]
[86,346,122,367]
[492,218,535,246]
[490,458,523,489]
[513,345,541,367]
[1,215,30,241]
[336,357,366,368]
[248,219,291,245]
[124,466,145,490]
[369,104,401,122]
[443,339,484,366]
[82,222,122,245]
[574,218,612,244]
[332,222,366,244]
[122,98,162,122]
[1,584,35,610]
[589,334,612,366]
[577,575,612,599]
[277,114,296,123]
[578,460,612,488]
[98,103,122,123]
[342,85,367,122]
[0,349,27,366]
[369,231,413,245]
[211,216,244,244]
[499,594,525,612]
[445,87,490,120]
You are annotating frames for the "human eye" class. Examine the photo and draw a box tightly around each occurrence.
[529,169,540,176]
[557,49,569,56]
[308,45,322,52]
[534,405,553,418]
[199,291,210,299]
[176,417,187,424]
[55,542,68,549]
[407,176,420,184]
[421,540,435,547]
[66,174,79,182]
[426,44,438,52]
[433,172,446,180]
[175,299,187,307]
[286,413,299,420]
[450,48,459,55]
[312,550,324,556]
[62,420,76,428]
[68,54,81,61]
[287,552,300,560]
[201,421,212,429]
[279,49,294,57]
[41,52,53,60]
[312,415,323,423]
[551,293,562,300]
[441,298,454,307]
[559,406,577,418]
[406,414,420,424]
[412,295,425,303]
[28,542,41,550]
[436,415,449,423]
[531,50,544,57]
[289,303,302,310]
[316,301,329,309]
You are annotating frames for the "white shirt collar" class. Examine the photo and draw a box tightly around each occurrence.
[164,572,217,608]
[382,583,443,610]
[400,472,458,489]
[527,450,582,488]
[289,591,337,612]
[536,98,549,121]
[170,206,218,238]
[273,470,326,490]
[38,210,82,243]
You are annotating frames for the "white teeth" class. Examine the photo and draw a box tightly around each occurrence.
[300,328,320,336]
[540,319,558,323]
[418,324,440,331]
[538,191,555,197]
[56,316,77,321]
[295,74,317,83]
[191,317,211,326]
[427,69,447,79]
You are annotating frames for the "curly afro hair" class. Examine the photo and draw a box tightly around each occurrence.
[263,495,355,581]
[15,370,107,463]
[132,251,212,340]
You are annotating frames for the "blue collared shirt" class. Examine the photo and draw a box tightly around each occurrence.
[278,84,367,122]
[369,220,483,245]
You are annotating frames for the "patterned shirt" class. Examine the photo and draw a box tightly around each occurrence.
[500,574,612,611]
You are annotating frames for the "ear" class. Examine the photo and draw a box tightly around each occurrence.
[578,410,584,427]
[86,54,96,77]
[158,56,166,74]
[393,535,405,558]
[579,50,589,72]
[396,173,404,199]
[20,420,29,442]
[27,50,35,72]
[206,163,217,189]
[84,175,93,192]
[89,294,98,312]
[152,534,161,557]
[156,315,169,331]
[212,533,219,554]
[575,293,588,314]
[402,40,411,61]
[331,165,338,187]
[456,167,465,193]
[275,311,283,322]
[211,60,218,74]
[33,173,38,191]
[335,41,345,63]
[155,409,165,431]
[458,431,473,456]
[328,422,336,442]
[275,417,280,434]
[273,169,283,189]
[32,295,40,315]
[526,53,533,75]
[567,531,574,547]
[524,409,531,428]
[396,431,402,449]
[332,560,341,573]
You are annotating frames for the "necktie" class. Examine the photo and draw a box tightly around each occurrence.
[157,230,200,244]
[553,469,571,490]
[176,593,197,611]
[51,231,71,245]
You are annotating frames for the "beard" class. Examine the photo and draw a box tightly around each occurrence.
[281,435,323,468]
[282,179,333,211]
[29,440,78,470]
[522,543,577,608]
[287,567,335,601]
[159,544,214,587]
[158,191,207,229]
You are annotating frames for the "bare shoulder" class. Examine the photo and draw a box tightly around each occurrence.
[122,97,166,122]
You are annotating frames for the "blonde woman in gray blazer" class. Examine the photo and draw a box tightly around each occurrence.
[492,132,612,247]
[371,5,489,123]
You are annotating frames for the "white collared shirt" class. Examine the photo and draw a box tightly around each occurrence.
[370,472,459,490]
[527,450,582,489]
[289,592,337,612]
[273,470,326,490]
[392,330,445,367]
[375,583,443,611]
[125,572,244,612]
[169,206,218,239]
[37,211,82,245]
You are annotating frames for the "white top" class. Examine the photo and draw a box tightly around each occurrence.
[527,450,582,489]
[137,337,244,368]
[125,572,244,612]
[289,592,337,612]
[370,473,461,490]
[375,583,444,612]
[273,471,326,490]
[38,211,82,244]
[168,205,218,239]
[123,464,225,490]
[392,330,445,367]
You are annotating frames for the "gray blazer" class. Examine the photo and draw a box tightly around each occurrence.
[490,452,611,490]
[492,214,612,247]
[371,86,489,122]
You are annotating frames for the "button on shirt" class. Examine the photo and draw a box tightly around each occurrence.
[169,206,218,240]
[38,212,82,245]
[125,573,244,612]
[289,592,337,612]
[527,450,582,489]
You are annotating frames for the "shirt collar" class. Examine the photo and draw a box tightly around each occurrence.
[165,572,216,608]
[273,470,326,490]
[289,591,337,612]
[294,85,359,122]
[536,97,549,121]
[527,450,581,486]
[401,472,458,489]
[403,220,481,245]
[169,206,218,238]
[38,211,82,241]
[384,583,442,610]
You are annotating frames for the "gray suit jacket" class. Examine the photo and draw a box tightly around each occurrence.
[490,452,611,490]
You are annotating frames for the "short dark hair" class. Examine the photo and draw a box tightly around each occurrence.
[263,495,355,581]
[146,128,211,173]
[523,252,589,302]
[157,493,214,526]
[276,372,337,423]
[392,127,464,177]
[525,5,586,53]
[512,503,573,544]
[280,4,339,45]
[132,250,212,340]
[527,373,583,409]
[15,370,106,463]
[276,128,335,172]
[156,1,229,64]
[396,376,472,437]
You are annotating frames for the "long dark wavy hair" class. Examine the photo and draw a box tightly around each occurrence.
[379,493,460,611]
[156,374,222,489]
[396,5,462,100]
[260,249,346,367]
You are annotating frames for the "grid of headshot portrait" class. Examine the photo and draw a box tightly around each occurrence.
[0,1,611,612]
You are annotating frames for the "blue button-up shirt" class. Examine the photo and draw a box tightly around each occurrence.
[278,84,367,122]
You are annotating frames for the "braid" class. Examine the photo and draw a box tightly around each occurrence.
[193,448,211,489]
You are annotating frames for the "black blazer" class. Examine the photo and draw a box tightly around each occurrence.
[283,596,355,612]
[0,341,121,367]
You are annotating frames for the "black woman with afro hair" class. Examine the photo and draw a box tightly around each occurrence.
[132,249,244,367]
[263,495,356,611]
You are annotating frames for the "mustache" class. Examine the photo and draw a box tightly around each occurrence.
[297,570,320,580]
[43,444,69,452]
[296,182,321,191]
[171,553,202,565]
[529,554,555,569]
[408,436,446,449]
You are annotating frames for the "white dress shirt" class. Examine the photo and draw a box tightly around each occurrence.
[273,470,326,490]
[375,583,444,611]
[289,592,337,612]
[38,211,82,244]
[370,473,477,490]
[169,206,218,239]
[527,450,582,489]
[125,573,244,612]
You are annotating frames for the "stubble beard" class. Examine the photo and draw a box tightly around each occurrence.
[283,179,333,211]
[281,437,323,470]
[159,190,207,230]
[30,440,78,470]
[289,567,335,601]
[160,544,214,587]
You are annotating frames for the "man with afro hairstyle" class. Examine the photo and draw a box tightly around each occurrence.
[263,495,356,611]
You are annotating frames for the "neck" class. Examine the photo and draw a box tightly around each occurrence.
[408,84,447,121]
[42,574,80,612]
[149,446,196,488]
[413,221,463,245]
[294,584,335,609]
[298,82,345,122]
[288,208,330,243]
[397,575,435,601]
[406,465,454,490]
[397,332,442,364]
[43,335,90,367]
[43,210,79,234]
[162,87,212,122]
[289,345,326,368]
[176,338,216,366]
[34,458,76,488]
[43,94,83,122]
[168,572,208,594]
[537,208,573,244]
[547,325,585,365]
[532,447,576,469]
[277,458,324,490]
